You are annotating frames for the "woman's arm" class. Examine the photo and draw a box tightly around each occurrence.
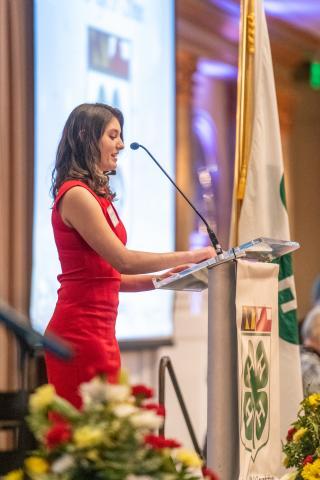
[120,274,155,292]
[120,265,189,292]
[59,186,216,274]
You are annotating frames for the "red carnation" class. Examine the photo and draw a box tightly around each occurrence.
[48,411,67,424]
[45,421,72,449]
[286,427,297,441]
[202,466,219,480]
[144,434,181,450]
[303,455,314,466]
[143,402,166,417]
[131,384,154,399]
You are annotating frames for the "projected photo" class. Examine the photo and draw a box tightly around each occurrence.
[32,0,175,343]
[88,28,130,80]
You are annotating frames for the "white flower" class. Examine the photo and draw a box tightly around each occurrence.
[112,403,138,417]
[79,377,130,406]
[105,383,131,402]
[51,454,75,473]
[79,377,109,406]
[280,474,297,480]
[130,410,164,430]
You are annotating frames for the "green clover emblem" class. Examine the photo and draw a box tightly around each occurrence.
[243,340,269,448]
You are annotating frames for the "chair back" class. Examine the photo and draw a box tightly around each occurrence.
[0,390,34,474]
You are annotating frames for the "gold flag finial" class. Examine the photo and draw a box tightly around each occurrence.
[230,0,256,243]
[237,162,248,200]
[247,12,255,54]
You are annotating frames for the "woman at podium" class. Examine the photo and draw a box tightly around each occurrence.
[45,103,215,408]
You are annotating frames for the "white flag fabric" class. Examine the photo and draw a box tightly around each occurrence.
[236,260,280,479]
[237,0,303,476]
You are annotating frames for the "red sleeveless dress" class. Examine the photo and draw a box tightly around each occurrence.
[45,180,127,408]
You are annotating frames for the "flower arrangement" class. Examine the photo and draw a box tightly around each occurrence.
[4,375,218,480]
[282,393,320,480]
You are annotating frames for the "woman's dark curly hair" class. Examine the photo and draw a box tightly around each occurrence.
[51,103,124,199]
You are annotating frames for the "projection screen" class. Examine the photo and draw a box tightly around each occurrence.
[31,0,176,344]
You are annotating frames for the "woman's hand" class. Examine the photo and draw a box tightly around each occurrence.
[159,247,217,280]
[157,264,191,280]
[158,246,217,280]
[189,246,217,264]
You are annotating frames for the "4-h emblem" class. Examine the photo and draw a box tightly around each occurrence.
[240,306,272,461]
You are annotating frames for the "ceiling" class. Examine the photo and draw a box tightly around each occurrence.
[210,0,320,39]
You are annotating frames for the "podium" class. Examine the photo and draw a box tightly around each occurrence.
[154,238,299,479]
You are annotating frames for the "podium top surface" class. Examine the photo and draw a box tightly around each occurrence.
[153,237,300,292]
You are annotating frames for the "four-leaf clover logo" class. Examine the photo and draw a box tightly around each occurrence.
[243,340,269,450]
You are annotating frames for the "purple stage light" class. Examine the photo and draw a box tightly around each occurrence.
[198,59,237,79]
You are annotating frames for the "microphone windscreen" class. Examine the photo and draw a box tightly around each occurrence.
[130,142,140,150]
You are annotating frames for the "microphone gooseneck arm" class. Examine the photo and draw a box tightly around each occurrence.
[130,142,223,255]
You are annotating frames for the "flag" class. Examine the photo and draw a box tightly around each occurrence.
[231,0,303,476]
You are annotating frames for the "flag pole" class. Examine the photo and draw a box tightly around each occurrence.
[229,0,255,246]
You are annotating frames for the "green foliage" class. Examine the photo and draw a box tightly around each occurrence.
[282,393,320,478]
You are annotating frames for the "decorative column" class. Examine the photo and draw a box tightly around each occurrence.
[176,50,197,251]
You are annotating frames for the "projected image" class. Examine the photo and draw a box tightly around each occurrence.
[31,0,175,342]
[88,28,130,79]
[87,27,132,220]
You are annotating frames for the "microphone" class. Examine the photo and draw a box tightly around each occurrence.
[104,170,116,176]
[130,142,223,255]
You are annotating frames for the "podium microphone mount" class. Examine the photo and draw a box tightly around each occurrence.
[130,142,224,256]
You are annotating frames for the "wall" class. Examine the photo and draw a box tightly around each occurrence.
[291,84,320,318]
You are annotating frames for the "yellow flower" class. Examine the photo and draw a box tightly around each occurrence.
[25,456,49,474]
[3,470,23,480]
[86,449,100,461]
[29,384,56,412]
[293,427,308,442]
[73,426,104,448]
[282,455,289,467]
[301,458,320,479]
[308,394,320,408]
[175,448,203,468]
[281,473,297,480]
[118,368,129,385]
